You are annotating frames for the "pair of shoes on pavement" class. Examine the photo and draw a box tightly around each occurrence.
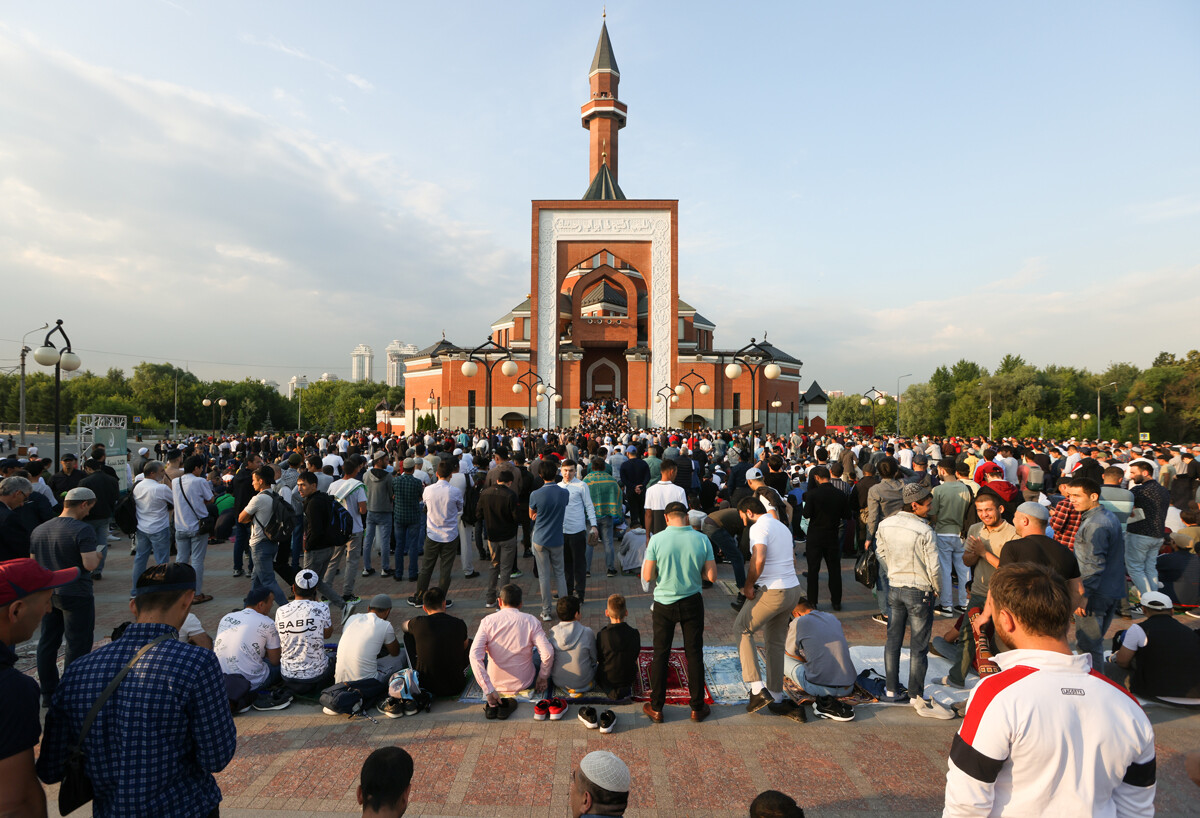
[877,689,910,704]
[377,696,420,719]
[767,698,807,723]
[913,697,956,719]
[533,697,568,721]
[484,697,518,720]
[577,706,616,733]
[935,605,955,617]
[361,568,376,577]
[407,594,452,609]
[813,695,854,722]
[252,688,293,712]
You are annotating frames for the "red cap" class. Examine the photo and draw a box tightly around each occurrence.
[0,558,81,606]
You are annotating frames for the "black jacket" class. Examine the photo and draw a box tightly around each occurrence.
[477,484,519,541]
[80,471,120,520]
[596,621,641,690]
[803,481,851,541]
[302,490,335,552]
[231,466,255,515]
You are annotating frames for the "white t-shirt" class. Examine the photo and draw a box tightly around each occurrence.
[244,490,279,547]
[1120,623,1148,651]
[214,608,280,688]
[322,453,345,476]
[329,478,366,535]
[748,514,800,590]
[335,613,397,683]
[179,612,206,643]
[276,599,332,680]
[645,480,687,511]
[133,479,174,534]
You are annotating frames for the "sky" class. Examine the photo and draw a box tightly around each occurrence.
[2,1,1198,394]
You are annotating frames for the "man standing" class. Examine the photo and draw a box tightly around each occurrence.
[174,454,215,604]
[737,498,804,719]
[408,460,463,609]
[1066,477,1126,670]
[801,466,850,610]
[478,469,520,608]
[47,452,83,500]
[32,486,101,706]
[943,563,1155,817]
[584,455,623,578]
[528,460,570,622]
[330,454,369,604]
[296,472,354,621]
[38,563,237,817]
[929,462,972,616]
[230,453,263,577]
[875,483,950,718]
[641,501,715,723]
[644,459,687,535]
[559,460,599,604]
[237,465,292,610]
[391,458,425,583]
[362,451,395,578]
[0,559,79,817]
[1125,460,1170,612]
[79,457,119,581]
[619,445,650,530]
[132,461,174,596]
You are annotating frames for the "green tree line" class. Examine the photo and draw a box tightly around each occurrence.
[828,350,1200,442]
[0,363,405,435]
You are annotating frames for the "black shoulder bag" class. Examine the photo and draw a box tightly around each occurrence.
[59,634,171,815]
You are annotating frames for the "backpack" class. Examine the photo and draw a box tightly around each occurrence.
[327,495,356,544]
[319,682,363,716]
[460,473,482,526]
[1024,465,1045,493]
[112,492,137,537]
[387,667,434,712]
[263,492,295,546]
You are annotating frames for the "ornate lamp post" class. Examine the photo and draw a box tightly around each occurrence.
[460,339,517,429]
[654,385,679,428]
[1124,404,1154,438]
[427,389,438,430]
[32,320,81,466]
[674,369,710,431]
[537,384,562,429]
[724,338,780,433]
[768,397,783,436]
[860,387,886,431]
[513,369,543,430]
[18,322,48,447]
[202,393,227,439]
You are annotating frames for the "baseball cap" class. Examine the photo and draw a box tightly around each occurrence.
[663,501,689,516]
[294,569,320,590]
[369,593,393,610]
[60,452,77,461]
[745,467,764,480]
[901,483,931,504]
[0,558,80,605]
[912,454,928,465]
[626,445,637,454]
[64,487,96,502]
[579,750,630,793]
[1015,501,1049,522]
[1139,591,1172,612]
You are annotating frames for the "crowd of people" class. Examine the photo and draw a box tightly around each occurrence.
[2,420,1199,815]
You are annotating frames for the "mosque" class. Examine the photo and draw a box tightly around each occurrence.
[399,20,827,434]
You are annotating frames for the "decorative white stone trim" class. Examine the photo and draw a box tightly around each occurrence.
[537,209,672,426]
[586,357,622,399]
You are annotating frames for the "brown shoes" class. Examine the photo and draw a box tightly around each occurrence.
[691,703,711,722]
[642,702,664,723]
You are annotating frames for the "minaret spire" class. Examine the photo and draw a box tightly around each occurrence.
[581,18,628,190]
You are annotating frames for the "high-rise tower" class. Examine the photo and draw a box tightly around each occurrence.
[350,344,374,382]
[580,18,627,198]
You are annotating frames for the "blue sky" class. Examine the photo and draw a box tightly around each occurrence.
[2,1,1197,393]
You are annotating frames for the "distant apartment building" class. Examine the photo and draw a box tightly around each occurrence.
[350,344,374,382]
[385,340,419,387]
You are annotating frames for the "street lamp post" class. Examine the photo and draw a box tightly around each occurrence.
[460,339,517,429]
[426,390,438,430]
[768,397,783,436]
[896,373,912,438]
[1097,382,1117,440]
[513,368,544,430]
[538,384,562,429]
[18,322,48,447]
[654,386,678,428]
[202,393,227,439]
[723,338,781,434]
[1124,404,1154,438]
[860,387,886,432]
[674,369,710,432]
[32,319,81,466]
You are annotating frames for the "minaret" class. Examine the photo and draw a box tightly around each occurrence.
[581,16,627,188]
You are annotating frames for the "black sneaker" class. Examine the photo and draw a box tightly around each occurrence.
[496,697,517,720]
[814,696,855,722]
[361,568,376,578]
[871,614,889,625]
[578,706,599,729]
[252,688,293,711]
[953,605,968,614]
[484,702,498,720]
[731,593,746,613]
[406,595,423,607]
[746,689,773,714]
[402,699,420,717]
[934,605,954,617]
[767,698,798,717]
[598,709,616,733]
[606,569,617,577]
[232,568,245,577]
[444,599,453,609]
[464,570,480,579]
[343,595,362,605]
[382,569,395,577]
[377,697,406,719]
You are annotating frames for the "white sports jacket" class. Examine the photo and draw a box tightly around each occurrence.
[943,649,1156,817]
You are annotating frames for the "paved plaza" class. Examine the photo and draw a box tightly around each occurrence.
[15,531,1200,818]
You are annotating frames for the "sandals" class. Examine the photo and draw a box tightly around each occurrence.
[192,593,214,604]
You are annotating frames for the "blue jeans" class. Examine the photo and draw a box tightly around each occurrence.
[36,593,94,701]
[1076,594,1119,671]
[935,534,969,607]
[876,553,891,617]
[1125,533,1161,597]
[290,524,303,572]
[234,521,252,572]
[705,528,747,587]
[884,586,935,698]
[133,527,172,595]
[393,519,422,579]
[176,529,208,594]
[87,519,109,573]
[363,511,393,572]
[585,517,616,573]
[785,656,853,698]
[250,539,290,607]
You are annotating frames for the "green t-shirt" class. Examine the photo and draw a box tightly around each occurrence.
[644,524,714,605]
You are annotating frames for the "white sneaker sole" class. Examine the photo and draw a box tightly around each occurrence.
[814,708,854,722]
[549,711,566,721]
[599,723,615,734]
[533,712,548,721]
[578,713,599,729]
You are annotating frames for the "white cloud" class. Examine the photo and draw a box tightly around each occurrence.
[239,33,374,93]
[1129,196,1200,223]
[215,244,284,266]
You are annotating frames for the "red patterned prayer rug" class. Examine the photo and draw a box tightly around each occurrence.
[633,646,714,705]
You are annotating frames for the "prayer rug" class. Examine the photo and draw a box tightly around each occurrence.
[633,646,713,705]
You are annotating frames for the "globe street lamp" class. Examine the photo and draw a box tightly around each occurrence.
[654,386,678,427]
[32,319,81,466]
[460,339,517,429]
[538,384,562,428]
[1124,404,1154,438]
[724,338,780,433]
[768,397,783,436]
[513,368,543,431]
[675,369,710,432]
[860,387,886,432]
[427,389,438,430]
[202,393,227,439]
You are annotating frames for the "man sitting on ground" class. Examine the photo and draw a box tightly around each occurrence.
[1105,590,1200,700]
[276,568,335,695]
[596,594,640,700]
[358,746,414,818]
[400,586,469,697]
[469,583,553,719]
[784,596,856,722]
[549,594,597,692]
[214,587,283,694]
[336,594,407,692]
[569,750,630,818]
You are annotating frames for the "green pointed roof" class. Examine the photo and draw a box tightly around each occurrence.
[582,163,626,200]
[590,21,620,76]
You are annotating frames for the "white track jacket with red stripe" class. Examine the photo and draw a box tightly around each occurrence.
[943,648,1156,817]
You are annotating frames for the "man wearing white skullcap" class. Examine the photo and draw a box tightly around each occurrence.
[570,750,630,817]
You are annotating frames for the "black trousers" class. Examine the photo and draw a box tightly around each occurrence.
[806,535,842,608]
[650,592,706,711]
[562,530,587,601]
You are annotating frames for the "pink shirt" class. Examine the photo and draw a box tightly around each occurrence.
[469,607,554,696]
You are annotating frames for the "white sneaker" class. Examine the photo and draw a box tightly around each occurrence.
[541,612,553,622]
[913,698,955,720]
